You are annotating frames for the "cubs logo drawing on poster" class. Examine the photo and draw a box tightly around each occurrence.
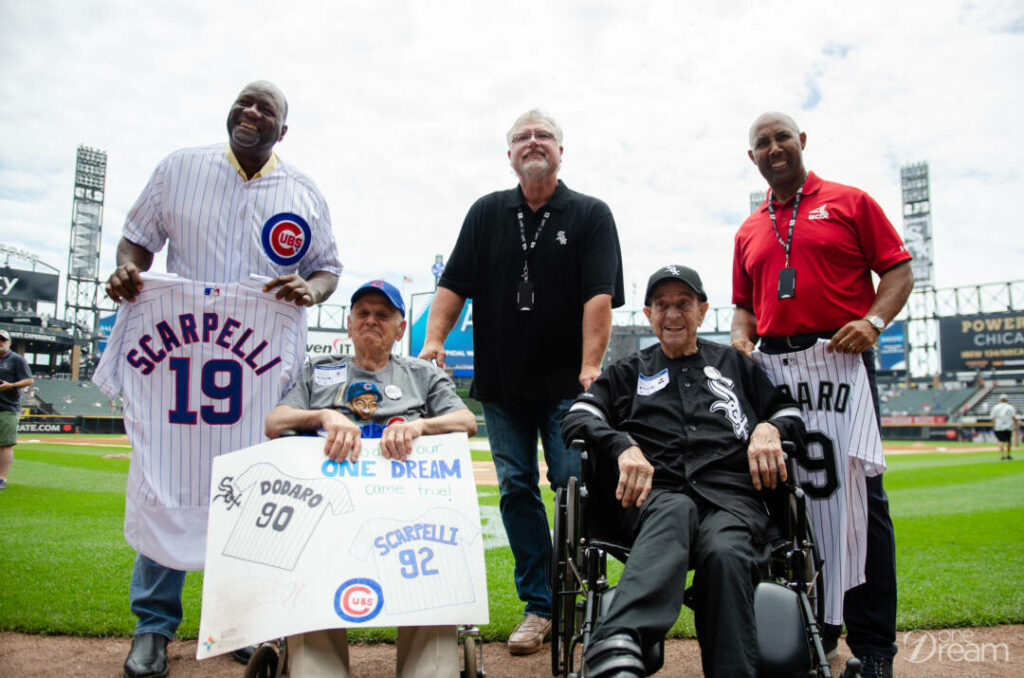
[218,463,355,571]
[753,340,885,625]
[350,506,481,614]
[92,273,307,570]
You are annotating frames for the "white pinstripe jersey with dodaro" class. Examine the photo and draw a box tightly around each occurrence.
[122,143,343,283]
[223,463,355,571]
[350,507,481,613]
[753,340,885,626]
[93,273,306,570]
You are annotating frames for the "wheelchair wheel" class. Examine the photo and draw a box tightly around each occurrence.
[551,486,569,676]
[462,634,477,677]
[243,643,280,678]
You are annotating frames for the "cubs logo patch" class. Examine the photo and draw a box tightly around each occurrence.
[334,578,384,622]
[261,212,312,266]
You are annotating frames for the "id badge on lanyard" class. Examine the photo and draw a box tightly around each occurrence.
[767,184,803,300]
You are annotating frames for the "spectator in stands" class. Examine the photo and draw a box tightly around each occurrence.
[0,329,35,490]
[991,395,1018,461]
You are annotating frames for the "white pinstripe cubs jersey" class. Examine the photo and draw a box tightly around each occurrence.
[93,273,306,570]
[753,340,885,625]
[350,507,481,614]
[123,144,343,284]
[222,463,354,571]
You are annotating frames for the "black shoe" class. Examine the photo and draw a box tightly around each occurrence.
[857,654,893,678]
[123,633,169,678]
[584,633,646,678]
[232,644,257,665]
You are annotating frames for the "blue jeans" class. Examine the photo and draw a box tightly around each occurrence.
[482,399,578,617]
[129,553,186,639]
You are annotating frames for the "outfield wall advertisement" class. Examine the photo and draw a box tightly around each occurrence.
[409,293,474,377]
[940,311,1024,372]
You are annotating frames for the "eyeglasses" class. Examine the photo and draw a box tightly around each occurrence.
[510,130,557,145]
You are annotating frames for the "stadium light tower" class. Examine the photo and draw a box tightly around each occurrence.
[64,145,107,377]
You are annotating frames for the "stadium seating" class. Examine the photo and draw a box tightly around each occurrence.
[880,387,975,417]
[31,378,123,416]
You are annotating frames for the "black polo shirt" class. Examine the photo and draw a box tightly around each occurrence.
[440,180,625,402]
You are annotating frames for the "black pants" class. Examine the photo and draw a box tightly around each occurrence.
[590,491,769,678]
[845,349,898,659]
[761,334,898,659]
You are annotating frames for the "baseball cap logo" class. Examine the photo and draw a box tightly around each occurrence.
[262,212,312,266]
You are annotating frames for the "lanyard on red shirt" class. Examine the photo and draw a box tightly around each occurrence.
[766,180,805,268]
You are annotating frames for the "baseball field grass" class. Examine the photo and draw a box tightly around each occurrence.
[1,436,1022,643]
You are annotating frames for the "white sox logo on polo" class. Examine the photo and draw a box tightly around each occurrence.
[807,204,830,220]
[262,212,312,266]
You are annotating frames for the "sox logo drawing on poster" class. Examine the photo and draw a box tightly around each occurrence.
[753,340,885,626]
[350,506,481,614]
[93,273,307,571]
[218,463,355,571]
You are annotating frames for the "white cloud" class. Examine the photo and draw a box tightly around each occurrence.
[1,0,1021,323]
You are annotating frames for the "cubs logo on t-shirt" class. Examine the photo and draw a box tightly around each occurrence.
[262,212,312,266]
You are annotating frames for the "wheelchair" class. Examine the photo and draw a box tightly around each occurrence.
[551,440,845,678]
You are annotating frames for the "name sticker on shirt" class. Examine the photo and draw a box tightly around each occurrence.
[636,368,670,397]
[314,364,348,386]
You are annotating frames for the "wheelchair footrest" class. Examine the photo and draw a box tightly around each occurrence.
[754,581,812,678]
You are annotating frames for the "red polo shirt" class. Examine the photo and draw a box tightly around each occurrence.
[732,172,911,338]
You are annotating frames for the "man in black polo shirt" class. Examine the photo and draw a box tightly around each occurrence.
[419,109,624,655]
[562,266,805,678]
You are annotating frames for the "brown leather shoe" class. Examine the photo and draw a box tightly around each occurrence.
[508,613,551,655]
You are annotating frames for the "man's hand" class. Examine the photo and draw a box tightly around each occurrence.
[827,319,878,355]
[730,336,756,357]
[380,420,425,461]
[417,340,447,369]
[747,422,787,491]
[264,274,319,307]
[105,263,146,303]
[0,381,13,392]
[320,410,363,462]
[579,363,601,391]
[616,445,654,508]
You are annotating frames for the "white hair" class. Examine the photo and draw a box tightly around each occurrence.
[507,109,563,146]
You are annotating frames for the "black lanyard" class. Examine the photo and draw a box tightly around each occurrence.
[516,210,550,281]
[766,181,804,267]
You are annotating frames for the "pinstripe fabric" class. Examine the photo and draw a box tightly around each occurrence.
[123,144,342,283]
[223,463,354,570]
[93,273,306,570]
[753,340,885,626]
[349,507,481,613]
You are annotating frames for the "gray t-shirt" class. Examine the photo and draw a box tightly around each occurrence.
[279,354,466,434]
[0,350,32,412]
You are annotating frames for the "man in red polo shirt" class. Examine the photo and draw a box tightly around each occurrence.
[731,112,913,678]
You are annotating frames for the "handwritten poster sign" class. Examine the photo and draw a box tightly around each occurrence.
[196,432,487,659]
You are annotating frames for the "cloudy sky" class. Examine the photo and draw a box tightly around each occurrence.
[2,0,1021,327]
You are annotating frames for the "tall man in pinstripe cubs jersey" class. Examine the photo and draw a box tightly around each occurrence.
[732,112,913,677]
[104,81,342,678]
[753,341,885,629]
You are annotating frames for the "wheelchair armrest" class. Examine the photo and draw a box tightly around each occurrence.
[277,429,320,438]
